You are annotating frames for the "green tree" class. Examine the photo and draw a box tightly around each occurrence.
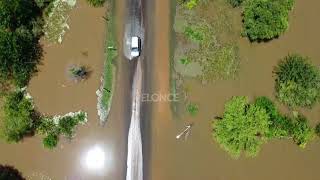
[212,96,269,158]
[0,0,40,30]
[0,165,25,180]
[243,0,294,41]
[1,91,34,143]
[0,28,40,87]
[274,54,320,108]
[254,96,291,138]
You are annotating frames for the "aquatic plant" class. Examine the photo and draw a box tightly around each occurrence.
[274,54,320,108]
[187,103,199,116]
[68,65,89,82]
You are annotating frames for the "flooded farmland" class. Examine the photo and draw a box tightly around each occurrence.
[150,0,320,180]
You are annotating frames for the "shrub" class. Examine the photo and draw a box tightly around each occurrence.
[254,96,291,138]
[213,96,269,158]
[86,0,106,7]
[243,0,294,41]
[184,26,204,42]
[37,112,87,149]
[274,54,320,108]
[42,133,58,149]
[187,103,199,116]
[68,65,89,82]
[0,165,25,180]
[1,91,34,143]
[291,114,314,148]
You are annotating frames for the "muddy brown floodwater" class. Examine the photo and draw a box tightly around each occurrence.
[0,0,129,179]
[150,0,320,180]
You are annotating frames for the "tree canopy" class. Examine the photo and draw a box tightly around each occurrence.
[1,91,35,143]
[0,165,25,180]
[213,96,315,158]
[243,0,294,41]
[274,54,320,107]
[0,28,40,86]
[0,0,40,30]
[212,96,269,158]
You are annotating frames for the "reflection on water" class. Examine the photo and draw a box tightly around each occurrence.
[83,145,106,171]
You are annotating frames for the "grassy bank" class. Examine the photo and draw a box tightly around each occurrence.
[97,0,117,122]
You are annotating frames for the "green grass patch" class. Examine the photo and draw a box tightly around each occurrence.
[101,1,117,109]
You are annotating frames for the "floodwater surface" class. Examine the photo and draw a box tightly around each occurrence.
[0,0,129,179]
[150,0,320,180]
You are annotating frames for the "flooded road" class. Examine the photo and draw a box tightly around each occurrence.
[149,0,320,180]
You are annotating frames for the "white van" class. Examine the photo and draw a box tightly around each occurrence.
[130,36,141,59]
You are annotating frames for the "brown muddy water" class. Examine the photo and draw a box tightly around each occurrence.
[0,0,129,179]
[150,0,320,180]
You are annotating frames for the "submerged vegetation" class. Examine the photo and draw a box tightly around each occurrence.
[86,0,105,7]
[274,54,320,108]
[212,96,314,158]
[43,0,77,43]
[186,103,199,116]
[174,0,240,84]
[37,111,87,149]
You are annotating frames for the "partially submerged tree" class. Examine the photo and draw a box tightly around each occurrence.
[243,0,294,41]
[1,91,35,143]
[0,165,25,180]
[274,54,320,108]
[212,96,269,158]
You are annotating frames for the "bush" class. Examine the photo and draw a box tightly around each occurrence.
[291,115,314,148]
[86,0,106,7]
[1,91,34,143]
[42,133,58,149]
[274,54,320,108]
[254,96,291,138]
[0,165,25,180]
[213,96,269,158]
[243,0,294,41]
